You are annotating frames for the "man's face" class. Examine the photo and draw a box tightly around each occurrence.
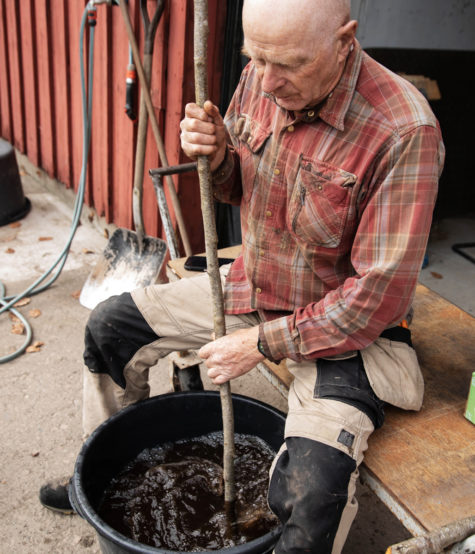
[243,19,343,111]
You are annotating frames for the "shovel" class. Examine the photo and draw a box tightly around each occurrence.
[80,0,167,310]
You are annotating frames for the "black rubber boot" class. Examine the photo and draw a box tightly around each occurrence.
[39,477,74,515]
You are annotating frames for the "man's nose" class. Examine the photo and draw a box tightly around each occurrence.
[260,64,286,94]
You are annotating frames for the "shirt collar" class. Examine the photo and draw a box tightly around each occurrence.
[318,40,363,132]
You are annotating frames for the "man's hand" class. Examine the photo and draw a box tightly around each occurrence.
[180,100,227,172]
[198,326,265,385]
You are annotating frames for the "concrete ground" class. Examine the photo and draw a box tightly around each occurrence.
[1,156,474,554]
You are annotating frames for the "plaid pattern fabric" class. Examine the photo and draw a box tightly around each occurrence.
[212,41,445,362]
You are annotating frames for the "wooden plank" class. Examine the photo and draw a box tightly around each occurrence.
[90,5,113,220]
[0,0,13,142]
[18,0,40,166]
[67,2,87,194]
[35,0,56,176]
[4,2,25,152]
[142,3,168,239]
[364,284,475,532]
[110,2,135,229]
[51,0,72,186]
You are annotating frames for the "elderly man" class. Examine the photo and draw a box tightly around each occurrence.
[40,0,444,552]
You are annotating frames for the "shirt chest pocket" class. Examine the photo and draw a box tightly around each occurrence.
[288,158,357,248]
[234,115,272,201]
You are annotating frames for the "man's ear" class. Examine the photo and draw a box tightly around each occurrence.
[337,20,358,62]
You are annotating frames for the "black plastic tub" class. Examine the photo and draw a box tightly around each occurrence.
[70,391,285,554]
[0,138,30,226]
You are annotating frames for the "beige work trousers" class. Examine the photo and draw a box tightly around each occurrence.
[81,269,409,553]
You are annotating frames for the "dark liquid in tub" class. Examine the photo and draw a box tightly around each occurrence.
[99,432,279,551]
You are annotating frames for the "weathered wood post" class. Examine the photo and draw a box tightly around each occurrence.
[193,0,236,508]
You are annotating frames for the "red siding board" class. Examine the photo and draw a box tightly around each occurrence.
[0,0,13,142]
[5,2,25,152]
[68,2,87,193]
[141,10,168,239]
[50,0,72,187]
[18,1,40,167]
[91,6,113,221]
[35,0,56,176]
[110,4,135,229]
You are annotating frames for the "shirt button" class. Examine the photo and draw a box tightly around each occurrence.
[287,125,295,132]
[259,249,265,256]
[317,184,323,190]
[266,210,272,217]
[256,288,262,294]
[247,136,252,143]
[307,110,315,118]
[274,168,281,176]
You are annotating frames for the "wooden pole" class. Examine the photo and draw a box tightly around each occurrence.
[193,0,236,506]
[118,0,192,257]
[386,516,475,554]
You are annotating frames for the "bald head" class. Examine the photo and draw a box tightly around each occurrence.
[241,0,357,111]
[243,0,351,49]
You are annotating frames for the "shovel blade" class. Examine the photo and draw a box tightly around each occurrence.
[80,228,168,310]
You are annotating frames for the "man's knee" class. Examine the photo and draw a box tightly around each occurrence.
[269,437,356,554]
[83,292,158,387]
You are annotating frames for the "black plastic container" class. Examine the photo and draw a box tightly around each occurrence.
[70,391,285,554]
[0,138,30,226]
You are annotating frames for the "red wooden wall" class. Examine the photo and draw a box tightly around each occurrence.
[0,0,226,254]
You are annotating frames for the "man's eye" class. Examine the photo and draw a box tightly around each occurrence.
[254,59,265,67]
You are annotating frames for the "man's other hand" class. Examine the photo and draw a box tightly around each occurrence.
[198,327,265,385]
[180,100,227,172]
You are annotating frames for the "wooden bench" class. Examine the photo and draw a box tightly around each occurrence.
[168,247,475,540]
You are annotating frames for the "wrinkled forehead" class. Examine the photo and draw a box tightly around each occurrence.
[243,0,319,43]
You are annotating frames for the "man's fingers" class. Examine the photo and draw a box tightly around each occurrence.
[182,130,217,146]
[180,117,216,136]
[198,343,210,359]
[207,366,231,385]
[204,100,223,123]
[184,102,212,122]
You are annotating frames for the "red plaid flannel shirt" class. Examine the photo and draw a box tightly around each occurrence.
[212,41,445,362]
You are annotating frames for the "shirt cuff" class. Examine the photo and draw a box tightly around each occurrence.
[259,316,302,363]
[211,146,235,185]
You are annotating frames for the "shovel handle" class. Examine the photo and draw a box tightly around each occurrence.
[119,0,192,257]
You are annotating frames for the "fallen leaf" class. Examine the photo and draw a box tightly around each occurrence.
[430,271,443,279]
[11,322,25,335]
[8,312,20,323]
[38,236,53,241]
[31,451,40,457]
[88,212,94,222]
[0,232,17,242]
[26,340,44,353]
[9,222,21,228]
[28,309,41,318]
[82,248,94,254]
[19,170,26,176]
[103,228,109,239]
[71,290,81,299]
[5,247,15,254]
[13,297,31,307]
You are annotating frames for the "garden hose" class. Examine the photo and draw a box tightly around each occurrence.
[0,3,97,363]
